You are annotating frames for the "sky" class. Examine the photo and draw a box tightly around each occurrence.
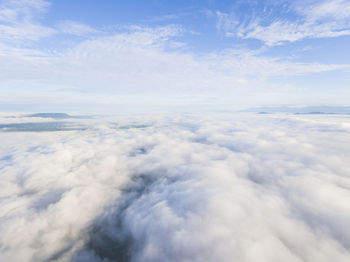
[0,0,350,112]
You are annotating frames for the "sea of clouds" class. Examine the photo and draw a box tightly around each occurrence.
[1,113,350,262]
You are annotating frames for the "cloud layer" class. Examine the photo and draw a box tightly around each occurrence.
[1,113,350,261]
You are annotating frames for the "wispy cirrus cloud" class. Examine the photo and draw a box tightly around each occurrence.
[0,0,55,42]
[0,0,50,23]
[217,0,350,46]
[2,27,348,97]
[0,0,100,42]
[56,20,99,36]
[1,23,349,111]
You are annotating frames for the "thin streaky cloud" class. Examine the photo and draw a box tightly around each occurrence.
[56,20,99,36]
[217,0,350,46]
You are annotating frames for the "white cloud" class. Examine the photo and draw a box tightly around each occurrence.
[0,0,55,42]
[0,25,348,106]
[300,0,350,21]
[1,113,350,261]
[0,22,55,41]
[57,20,99,36]
[217,0,350,45]
[0,0,50,23]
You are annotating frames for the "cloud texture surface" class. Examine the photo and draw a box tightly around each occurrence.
[1,113,350,261]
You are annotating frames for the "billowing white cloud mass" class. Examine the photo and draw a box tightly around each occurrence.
[1,113,350,261]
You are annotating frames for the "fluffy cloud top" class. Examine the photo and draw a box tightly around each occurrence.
[1,113,350,261]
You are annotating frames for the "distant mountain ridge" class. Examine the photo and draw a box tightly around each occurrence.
[242,106,350,114]
[28,113,71,119]
[26,113,91,119]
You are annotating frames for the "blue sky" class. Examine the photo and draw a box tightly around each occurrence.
[0,0,349,112]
